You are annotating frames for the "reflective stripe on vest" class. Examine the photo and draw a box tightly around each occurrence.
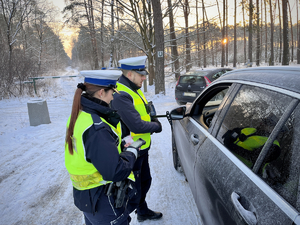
[65,111,134,191]
[116,83,151,150]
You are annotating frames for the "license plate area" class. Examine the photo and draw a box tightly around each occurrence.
[183,92,196,97]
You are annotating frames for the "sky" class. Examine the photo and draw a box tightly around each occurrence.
[0,66,203,225]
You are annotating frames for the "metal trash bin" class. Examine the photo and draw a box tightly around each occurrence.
[27,99,51,126]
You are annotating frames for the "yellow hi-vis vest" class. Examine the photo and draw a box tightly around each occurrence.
[116,83,151,150]
[65,111,135,190]
[233,127,280,167]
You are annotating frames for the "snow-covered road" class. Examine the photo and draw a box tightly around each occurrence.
[0,70,202,225]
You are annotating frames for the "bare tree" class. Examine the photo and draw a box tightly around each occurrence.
[202,0,206,68]
[297,0,300,64]
[63,0,99,69]
[152,0,165,94]
[256,0,260,66]
[288,0,294,62]
[282,0,289,65]
[233,0,237,67]
[221,0,225,67]
[277,0,282,63]
[196,0,201,67]
[1,0,33,62]
[100,0,104,68]
[241,0,247,63]
[167,0,180,79]
[182,0,191,72]
[264,0,268,62]
[249,0,253,66]
[225,0,228,66]
[269,0,274,65]
[116,0,155,86]
[31,0,59,72]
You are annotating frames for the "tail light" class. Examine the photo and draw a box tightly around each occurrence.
[176,77,180,86]
[204,76,211,86]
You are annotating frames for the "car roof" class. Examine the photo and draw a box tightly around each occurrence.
[181,68,231,76]
[216,66,300,94]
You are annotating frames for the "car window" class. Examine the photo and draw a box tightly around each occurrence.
[212,71,223,80]
[186,71,208,76]
[179,76,205,85]
[216,85,299,208]
[191,86,230,128]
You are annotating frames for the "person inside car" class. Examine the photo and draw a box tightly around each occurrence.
[222,114,282,180]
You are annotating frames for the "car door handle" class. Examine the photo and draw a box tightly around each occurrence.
[231,192,257,225]
[190,134,199,145]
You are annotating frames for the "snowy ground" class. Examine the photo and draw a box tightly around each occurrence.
[0,68,202,225]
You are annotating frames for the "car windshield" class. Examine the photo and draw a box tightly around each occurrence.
[179,75,205,84]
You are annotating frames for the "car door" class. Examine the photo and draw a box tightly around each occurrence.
[184,83,238,224]
[172,113,205,195]
[193,82,300,224]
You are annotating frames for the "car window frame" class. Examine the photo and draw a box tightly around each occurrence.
[186,83,235,133]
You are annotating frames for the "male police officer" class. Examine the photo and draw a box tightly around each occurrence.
[111,56,163,222]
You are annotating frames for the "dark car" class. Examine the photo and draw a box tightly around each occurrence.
[169,66,300,225]
[175,68,232,105]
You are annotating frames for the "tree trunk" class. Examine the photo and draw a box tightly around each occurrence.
[249,0,253,66]
[282,0,289,65]
[277,0,282,63]
[152,0,165,94]
[100,0,105,68]
[288,1,294,62]
[265,0,268,62]
[225,0,228,66]
[269,0,274,65]
[297,0,300,64]
[242,0,247,63]
[183,0,191,72]
[109,0,114,68]
[84,0,99,69]
[167,0,180,79]
[221,0,225,67]
[256,0,260,66]
[233,0,237,67]
[202,0,206,68]
[196,0,201,67]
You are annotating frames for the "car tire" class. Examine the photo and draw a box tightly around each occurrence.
[172,132,182,172]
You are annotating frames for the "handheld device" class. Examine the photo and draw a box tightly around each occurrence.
[129,138,146,149]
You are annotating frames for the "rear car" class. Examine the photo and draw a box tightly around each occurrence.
[169,66,300,224]
[175,68,232,105]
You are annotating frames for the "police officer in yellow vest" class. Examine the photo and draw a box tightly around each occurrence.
[111,56,163,222]
[65,70,139,225]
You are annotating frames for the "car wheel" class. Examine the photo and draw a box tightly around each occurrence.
[172,132,182,172]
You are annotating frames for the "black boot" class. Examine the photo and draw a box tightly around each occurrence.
[137,209,163,222]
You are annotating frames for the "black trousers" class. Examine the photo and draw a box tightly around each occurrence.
[127,151,152,215]
[83,189,131,225]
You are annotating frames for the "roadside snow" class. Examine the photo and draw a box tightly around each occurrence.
[0,69,201,225]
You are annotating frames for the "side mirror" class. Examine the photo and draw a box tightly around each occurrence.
[170,106,186,120]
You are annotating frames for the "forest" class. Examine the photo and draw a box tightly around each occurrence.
[0,0,299,97]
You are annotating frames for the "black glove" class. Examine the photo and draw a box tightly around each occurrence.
[154,119,162,133]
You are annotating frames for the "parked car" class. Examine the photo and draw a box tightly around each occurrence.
[169,66,300,225]
[175,68,232,105]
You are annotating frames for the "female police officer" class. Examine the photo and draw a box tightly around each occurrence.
[65,70,138,225]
